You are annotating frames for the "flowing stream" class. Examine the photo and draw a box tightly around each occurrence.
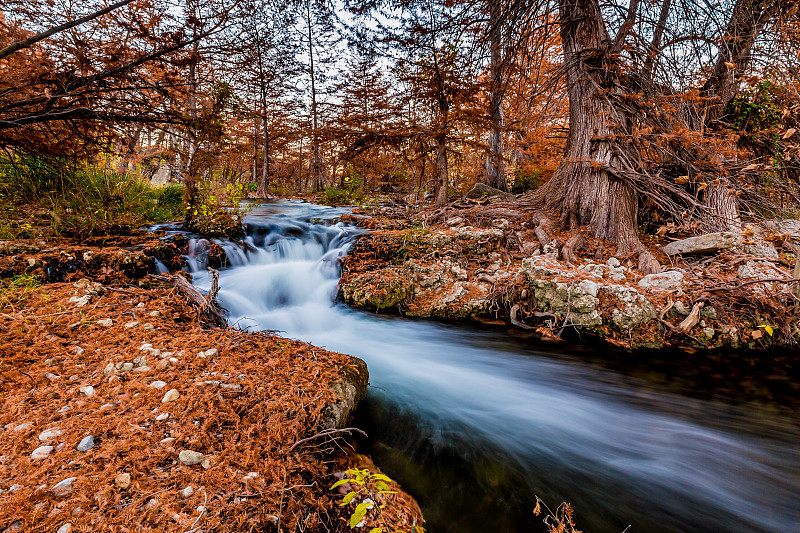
[186,200,800,533]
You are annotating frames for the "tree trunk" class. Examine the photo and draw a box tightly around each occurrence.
[435,133,448,208]
[525,0,642,255]
[259,115,271,196]
[306,0,322,192]
[701,0,780,122]
[252,118,258,183]
[484,0,507,191]
[703,181,741,231]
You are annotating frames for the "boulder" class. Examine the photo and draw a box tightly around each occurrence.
[661,231,742,256]
[465,183,515,202]
[638,271,684,292]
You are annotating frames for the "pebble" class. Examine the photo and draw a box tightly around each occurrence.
[136,302,145,308]
[150,380,167,389]
[103,363,115,376]
[77,435,94,452]
[162,389,180,403]
[14,422,33,432]
[180,485,194,498]
[39,428,63,441]
[56,443,65,452]
[72,346,85,356]
[8,484,21,492]
[145,498,159,510]
[115,473,131,489]
[142,323,155,331]
[121,363,134,373]
[607,257,621,267]
[1,520,24,532]
[96,318,113,327]
[52,477,77,496]
[124,321,140,329]
[155,413,169,422]
[149,310,161,317]
[133,366,151,372]
[31,445,54,460]
[58,406,71,413]
[160,437,176,445]
[178,450,205,466]
[140,343,153,351]
[155,360,169,370]
[133,356,147,367]
[79,385,95,397]
[56,523,72,533]
[204,348,218,357]
[169,357,179,364]
[44,373,61,381]
[100,403,116,411]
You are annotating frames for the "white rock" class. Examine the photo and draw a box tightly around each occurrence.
[44,373,61,381]
[180,486,194,498]
[56,523,72,533]
[169,357,179,364]
[39,428,63,441]
[150,380,167,389]
[124,321,140,329]
[149,310,161,317]
[79,385,95,397]
[136,302,145,308]
[160,437,176,445]
[121,363,134,373]
[52,477,77,496]
[638,271,684,292]
[31,445,54,460]
[145,498,159,510]
[9,484,21,492]
[178,450,205,466]
[77,435,94,452]
[14,422,33,432]
[204,348,218,358]
[139,343,153,351]
[133,366,151,373]
[96,318,113,327]
[68,295,91,307]
[607,257,621,267]
[155,413,169,422]
[143,323,155,331]
[103,363,115,376]
[115,473,131,489]
[162,389,180,403]
[72,346,85,356]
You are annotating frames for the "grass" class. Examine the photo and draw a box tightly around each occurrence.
[0,154,184,238]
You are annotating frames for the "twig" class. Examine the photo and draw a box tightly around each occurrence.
[287,427,368,453]
[705,278,797,292]
[184,490,208,533]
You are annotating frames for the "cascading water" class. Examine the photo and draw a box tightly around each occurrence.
[185,200,800,533]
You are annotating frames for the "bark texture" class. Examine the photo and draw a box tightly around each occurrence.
[484,0,507,191]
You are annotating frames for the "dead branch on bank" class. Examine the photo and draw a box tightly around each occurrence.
[149,271,227,328]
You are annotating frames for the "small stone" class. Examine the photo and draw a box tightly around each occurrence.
[9,484,22,493]
[155,413,169,422]
[77,435,94,452]
[79,385,95,397]
[703,327,715,339]
[108,375,119,384]
[201,458,211,469]
[31,445,54,460]
[139,343,153,351]
[133,366,151,373]
[149,310,161,317]
[96,318,113,327]
[72,346,85,356]
[155,360,169,370]
[100,403,116,411]
[58,405,71,413]
[204,348,218,358]
[71,507,82,517]
[142,323,155,331]
[115,473,131,489]
[196,506,206,514]
[45,372,61,381]
[137,302,146,308]
[162,389,180,403]
[56,523,72,533]
[103,363,115,376]
[150,380,167,389]
[178,450,205,466]
[145,498,159,510]
[39,428,63,441]
[607,257,621,268]
[169,357,179,364]
[133,356,147,367]
[2,520,24,532]
[160,437,176,445]
[180,486,194,499]
[56,443,65,452]
[121,363,134,373]
[52,477,77,496]
[638,270,684,292]
[124,321,140,329]
[14,422,33,432]
[45,358,56,365]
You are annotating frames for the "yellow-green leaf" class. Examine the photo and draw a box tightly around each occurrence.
[757,324,775,336]
[369,528,383,533]
[331,479,353,490]
[340,491,357,506]
[350,501,371,529]
[370,474,392,483]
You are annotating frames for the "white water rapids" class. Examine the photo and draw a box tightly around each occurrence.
[183,200,799,533]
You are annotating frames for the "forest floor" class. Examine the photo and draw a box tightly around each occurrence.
[338,191,800,354]
[0,219,423,533]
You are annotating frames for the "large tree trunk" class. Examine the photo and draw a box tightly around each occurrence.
[306,0,322,192]
[484,0,507,191]
[524,0,643,256]
[259,115,271,196]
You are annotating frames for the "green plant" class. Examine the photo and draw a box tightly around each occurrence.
[331,468,420,533]
[0,273,42,309]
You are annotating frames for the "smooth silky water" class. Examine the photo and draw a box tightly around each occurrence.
[187,200,799,533]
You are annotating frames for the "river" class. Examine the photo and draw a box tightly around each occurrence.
[186,200,799,533]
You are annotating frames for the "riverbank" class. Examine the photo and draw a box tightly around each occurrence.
[339,194,800,353]
[0,234,422,533]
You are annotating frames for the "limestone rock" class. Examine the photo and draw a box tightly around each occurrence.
[115,473,131,489]
[31,445,54,460]
[178,450,205,466]
[661,232,741,256]
[638,271,684,292]
[161,389,180,403]
[96,318,113,327]
[38,428,63,441]
[465,183,515,202]
[77,436,94,452]
[52,477,77,496]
